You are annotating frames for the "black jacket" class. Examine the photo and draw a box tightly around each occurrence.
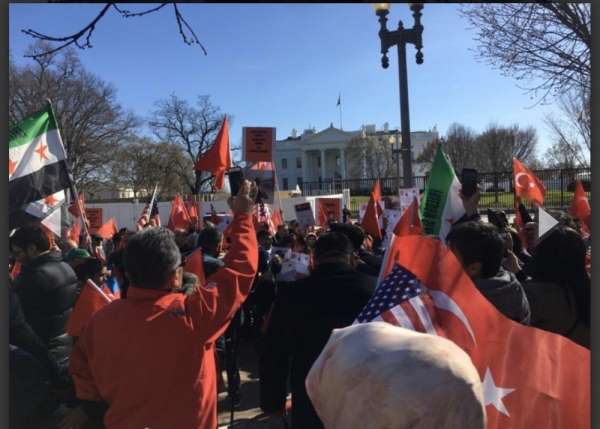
[523,280,590,348]
[259,262,376,429]
[9,287,61,383]
[13,251,78,357]
[474,268,531,325]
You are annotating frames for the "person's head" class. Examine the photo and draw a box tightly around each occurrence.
[329,223,365,252]
[314,232,355,268]
[10,225,51,264]
[531,226,590,326]
[257,230,273,250]
[197,227,222,257]
[306,323,486,429]
[306,233,317,249]
[446,221,504,280]
[173,228,189,249]
[64,247,92,269]
[523,222,538,251]
[75,257,109,286]
[276,224,288,238]
[91,234,103,247]
[124,228,182,290]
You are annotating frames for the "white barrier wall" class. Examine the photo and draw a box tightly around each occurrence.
[86,194,344,230]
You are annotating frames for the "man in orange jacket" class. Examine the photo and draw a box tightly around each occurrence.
[69,180,259,429]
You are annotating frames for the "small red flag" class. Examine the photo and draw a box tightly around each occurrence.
[68,218,82,246]
[184,248,206,287]
[569,180,591,232]
[394,197,422,236]
[361,180,383,240]
[10,261,22,280]
[167,195,192,231]
[185,197,199,230]
[195,116,232,190]
[513,158,545,206]
[66,279,113,337]
[96,218,118,240]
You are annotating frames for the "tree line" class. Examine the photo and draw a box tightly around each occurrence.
[9,41,226,200]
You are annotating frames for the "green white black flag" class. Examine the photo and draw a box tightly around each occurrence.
[420,145,465,241]
[9,105,71,215]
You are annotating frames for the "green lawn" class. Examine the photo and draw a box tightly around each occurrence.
[348,190,590,213]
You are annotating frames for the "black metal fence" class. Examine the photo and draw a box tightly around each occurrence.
[302,167,591,212]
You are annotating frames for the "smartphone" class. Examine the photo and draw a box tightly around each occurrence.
[461,168,478,198]
[228,168,244,196]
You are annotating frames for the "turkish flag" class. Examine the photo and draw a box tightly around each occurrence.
[184,248,206,287]
[68,218,82,246]
[513,158,545,206]
[394,197,422,236]
[374,235,590,429]
[66,279,113,337]
[569,180,591,232]
[96,218,118,240]
[195,116,232,190]
[185,197,199,230]
[361,180,383,240]
[167,195,192,231]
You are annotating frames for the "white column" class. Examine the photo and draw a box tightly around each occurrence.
[340,148,347,180]
[320,149,326,181]
[302,151,308,182]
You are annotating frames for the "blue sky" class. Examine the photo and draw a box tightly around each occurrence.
[9,3,559,159]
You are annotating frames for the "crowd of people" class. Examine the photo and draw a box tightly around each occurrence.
[8,181,591,429]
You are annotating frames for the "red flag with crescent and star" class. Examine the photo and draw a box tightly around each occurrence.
[357,235,590,429]
[512,158,545,206]
[569,180,591,233]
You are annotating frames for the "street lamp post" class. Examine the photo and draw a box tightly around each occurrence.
[373,3,424,188]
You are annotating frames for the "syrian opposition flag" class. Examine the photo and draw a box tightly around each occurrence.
[9,105,71,214]
[420,145,465,242]
[355,235,590,429]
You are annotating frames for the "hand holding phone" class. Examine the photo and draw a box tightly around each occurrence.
[228,168,244,197]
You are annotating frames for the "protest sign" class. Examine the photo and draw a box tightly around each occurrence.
[243,127,275,162]
[399,187,419,213]
[85,208,103,230]
[316,198,341,225]
[295,202,315,229]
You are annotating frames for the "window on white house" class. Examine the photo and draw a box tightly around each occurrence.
[282,158,288,169]
[282,178,289,190]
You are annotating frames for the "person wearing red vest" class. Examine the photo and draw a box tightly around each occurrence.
[69,180,258,429]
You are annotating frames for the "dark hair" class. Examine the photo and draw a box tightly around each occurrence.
[10,225,50,253]
[329,223,365,251]
[314,232,354,261]
[108,249,129,298]
[257,230,272,241]
[531,226,590,326]
[197,227,222,252]
[124,228,181,289]
[74,257,103,283]
[446,221,504,279]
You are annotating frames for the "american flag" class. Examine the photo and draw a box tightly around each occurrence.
[355,263,440,336]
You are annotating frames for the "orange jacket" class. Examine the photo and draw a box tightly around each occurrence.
[69,213,258,429]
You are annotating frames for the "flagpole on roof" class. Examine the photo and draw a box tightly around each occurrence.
[46,99,93,252]
[337,92,343,130]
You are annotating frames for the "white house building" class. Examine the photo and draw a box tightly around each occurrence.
[273,123,439,190]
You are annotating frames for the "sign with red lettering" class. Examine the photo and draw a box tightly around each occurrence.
[243,127,275,162]
[316,198,341,226]
[85,208,103,230]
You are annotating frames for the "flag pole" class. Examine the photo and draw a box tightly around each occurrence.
[338,93,343,130]
[46,99,93,252]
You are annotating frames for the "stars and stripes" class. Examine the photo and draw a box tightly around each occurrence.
[355,264,439,336]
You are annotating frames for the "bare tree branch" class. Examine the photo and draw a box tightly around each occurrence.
[21,3,207,59]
